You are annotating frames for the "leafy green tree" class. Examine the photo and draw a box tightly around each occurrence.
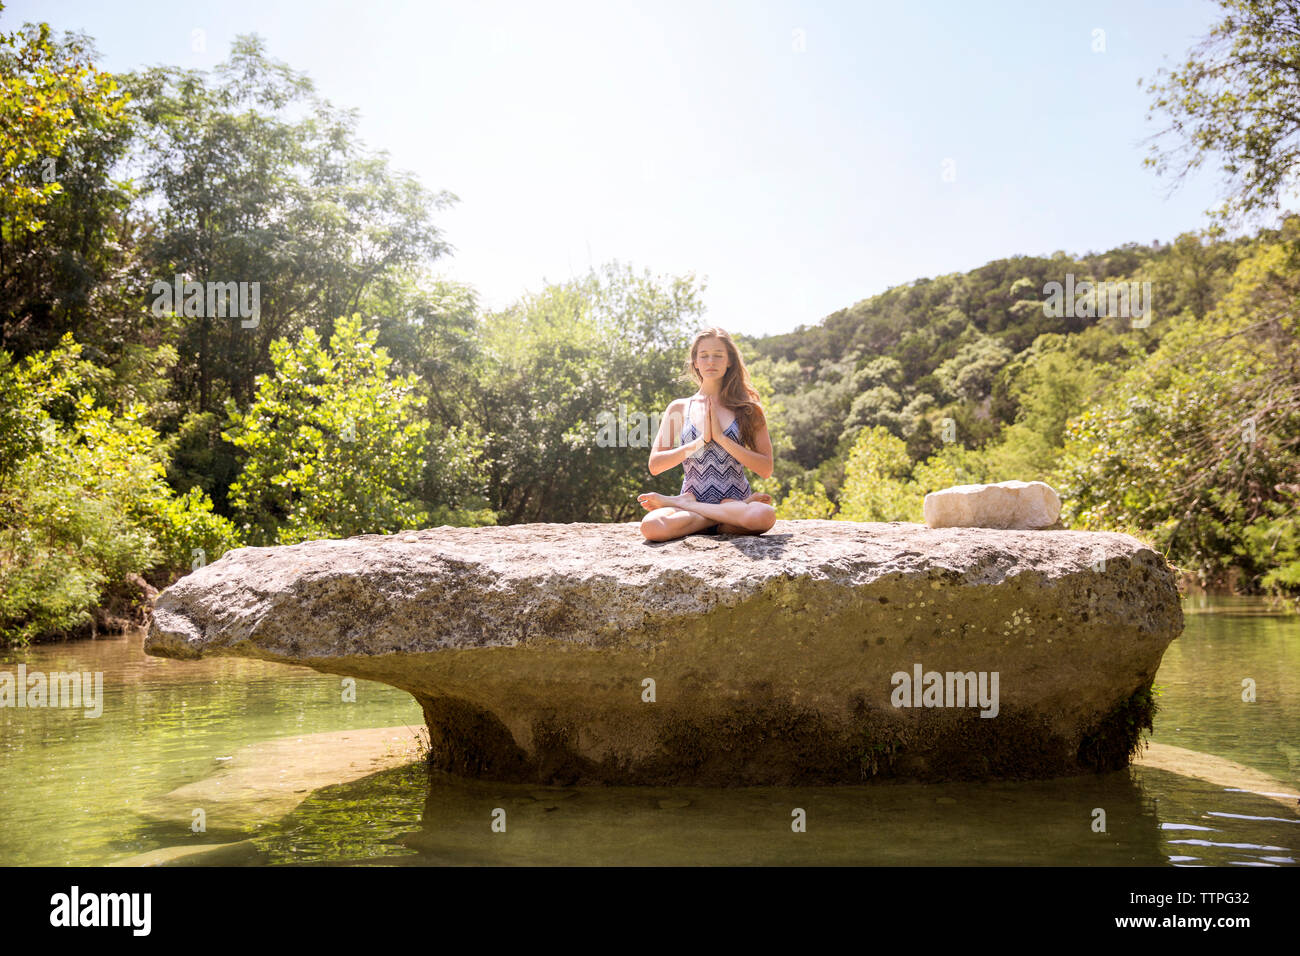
[1058,230,1300,598]
[909,443,983,504]
[360,269,492,516]
[934,333,1013,403]
[837,425,983,524]
[843,384,904,435]
[473,261,704,524]
[0,14,136,357]
[223,314,449,545]
[838,426,916,521]
[1142,0,1300,226]
[774,479,836,519]
[0,336,237,645]
[1143,231,1248,321]
[776,351,860,469]
[978,334,1118,482]
[125,33,456,415]
[853,355,904,390]
[0,10,126,235]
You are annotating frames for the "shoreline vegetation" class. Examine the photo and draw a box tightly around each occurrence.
[3,6,1299,647]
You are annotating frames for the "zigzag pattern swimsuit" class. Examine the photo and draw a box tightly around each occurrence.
[679,395,752,504]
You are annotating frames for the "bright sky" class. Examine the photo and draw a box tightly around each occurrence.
[8,0,1239,338]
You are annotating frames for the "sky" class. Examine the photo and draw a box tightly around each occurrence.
[7,0,1243,338]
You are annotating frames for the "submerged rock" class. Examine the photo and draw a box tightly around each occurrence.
[145,520,1183,786]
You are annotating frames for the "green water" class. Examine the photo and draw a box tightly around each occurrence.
[1,596,1295,866]
[1153,595,1299,781]
[0,634,424,865]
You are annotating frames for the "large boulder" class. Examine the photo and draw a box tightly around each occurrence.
[145,520,1183,786]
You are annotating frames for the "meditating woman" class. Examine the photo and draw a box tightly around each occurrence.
[638,327,777,540]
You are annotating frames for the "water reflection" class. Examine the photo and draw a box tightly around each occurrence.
[245,761,1294,867]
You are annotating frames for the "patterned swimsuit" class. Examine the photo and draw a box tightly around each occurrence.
[679,395,752,504]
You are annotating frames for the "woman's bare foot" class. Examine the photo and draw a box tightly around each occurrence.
[637,490,695,511]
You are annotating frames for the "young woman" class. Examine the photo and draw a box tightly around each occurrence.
[638,328,777,540]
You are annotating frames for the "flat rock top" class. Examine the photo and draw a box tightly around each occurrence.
[402,519,1151,577]
[297,520,1149,572]
[148,520,1176,658]
[210,519,1160,590]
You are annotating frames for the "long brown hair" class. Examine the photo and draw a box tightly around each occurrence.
[685,327,766,449]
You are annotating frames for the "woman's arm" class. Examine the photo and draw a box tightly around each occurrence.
[648,401,706,476]
[709,399,775,479]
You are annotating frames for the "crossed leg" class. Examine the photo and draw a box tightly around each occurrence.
[637,501,717,541]
[714,493,775,535]
[638,491,776,541]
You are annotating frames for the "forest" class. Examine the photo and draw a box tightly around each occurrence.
[2,1,1297,645]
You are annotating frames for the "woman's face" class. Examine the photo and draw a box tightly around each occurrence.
[694,337,729,382]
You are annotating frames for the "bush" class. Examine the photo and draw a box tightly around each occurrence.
[0,335,239,644]
[223,314,431,545]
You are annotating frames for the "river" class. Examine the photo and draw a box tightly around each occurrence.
[0,595,1295,865]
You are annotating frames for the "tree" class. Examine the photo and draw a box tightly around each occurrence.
[0,10,126,234]
[843,384,905,435]
[837,425,982,523]
[0,14,136,357]
[1141,0,1300,227]
[473,261,705,523]
[1143,231,1245,321]
[1058,225,1300,598]
[774,479,835,519]
[125,33,456,414]
[776,351,860,470]
[0,335,237,645]
[223,314,442,545]
[934,333,1013,404]
[977,334,1117,482]
[837,426,916,521]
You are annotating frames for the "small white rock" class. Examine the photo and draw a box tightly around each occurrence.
[923,480,1062,529]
